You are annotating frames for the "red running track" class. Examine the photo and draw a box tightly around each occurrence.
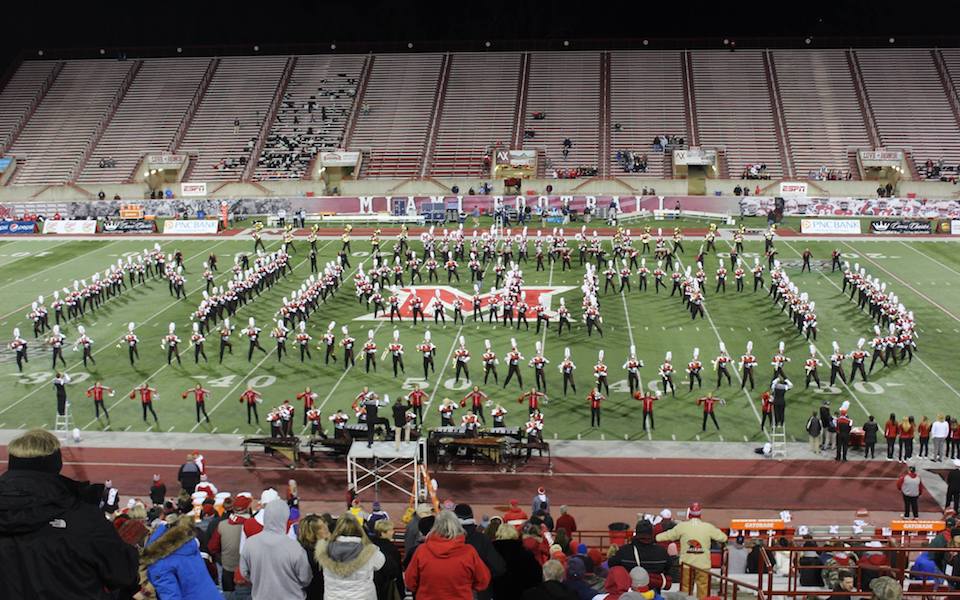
[0,446,938,513]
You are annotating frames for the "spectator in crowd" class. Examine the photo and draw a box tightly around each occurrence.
[870,576,903,600]
[932,415,950,463]
[556,506,577,533]
[504,498,530,526]
[745,539,771,574]
[404,510,492,600]
[209,492,252,598]
[833,570,856,593]
[141,514,223,599]
[366,501,389,528]
[798,542,824,587]
[532,487,550,516]
[522,522,552,565]
[0,429,138,598]
[179,453,202,493]
[522,559,577,600]
[727,535,749,575]
[370,519,404,600]
[491,523,543,600]
[298,514,329,600]
[823,549,858,589]
[315,513,384,600]
[806,411,822,455]
[240,499,313,599]
[595,565,632,599]
[564,556,596,600]
[455,503,506,598]
[406,504,432,557]
[897,466,923,519]
[859,541,891,590]
[609,520,673,591]
[150,473,167,506]
[655,503,727,600]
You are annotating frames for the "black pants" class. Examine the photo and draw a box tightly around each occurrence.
[919,437,929,457]
[484,365,498,384]
[247,340,266,361]
[591,407,601,427]
[864,441,875,458]
[56,395,67,416]
[773,402,785,426]
[219,340,232,363]
[392,355,404,376]
[740,369,754,390]
[247,403,259,424]
[836,435,849,461]
[194,345,207,363]
[902,494,919,518]
[898,438,913,461]
[142,403,159,423]
[94,400,109,420]
[887,438,896,459]
[504,365,522,388]
[643,410,654,430]
[702,412,720,431]
[196,403,210,423]
[455,362,469,383]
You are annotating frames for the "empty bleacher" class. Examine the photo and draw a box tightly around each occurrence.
[349,53,444,178]
[856,48,960,171]
[9,60,134,185]
[522,51,601,174]
[690,50,783,179]
[77,58,211,184]
[608,51,687,178]
[0,60,60,152]
[428,52,522,178]
[771,50,871,179]
[254,54,365,180]
[176,56,287,182]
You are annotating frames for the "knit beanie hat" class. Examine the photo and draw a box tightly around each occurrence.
[567,557,586,579]
[869,576,903,600]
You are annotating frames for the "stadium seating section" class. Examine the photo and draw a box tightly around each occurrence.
[1,48,960,184]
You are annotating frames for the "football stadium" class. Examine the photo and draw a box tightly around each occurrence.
[2,3,960,599]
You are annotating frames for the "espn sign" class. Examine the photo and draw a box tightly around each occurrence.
[778,182,808,198]
[180,182,207,197]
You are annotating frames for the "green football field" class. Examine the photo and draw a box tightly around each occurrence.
[0,233,957,444]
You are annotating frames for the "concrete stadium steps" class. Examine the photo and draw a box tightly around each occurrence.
[0,60,61,153]
[428,52,522,178]
[690,50,783,179]
[349,53,445,178]
[176,56,288,182]
[522,51,602,173]
[254,54,365,181]
[77,57,212,185]
[608,50,687,179]
[771,50,871,180]
[856,48,960,171]
[9,60,134,185]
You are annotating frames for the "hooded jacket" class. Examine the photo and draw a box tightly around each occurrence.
[141,516,223,600]
[315,533,385,600]
[655,518,726,570]
[0,469,139,599]
[404,533,491,600]
[597,566,632,600]
[240,501,313,599]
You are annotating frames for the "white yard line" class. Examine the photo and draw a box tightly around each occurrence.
[424,324,465,416]
[898,240,960,279]
[783,241,960,403]
[842,241,960,324]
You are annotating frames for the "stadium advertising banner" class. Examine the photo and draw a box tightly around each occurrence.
[869,219,933,235]
[42,220,97,234]
[778,182,808,198]
[0,220,36,234]
[163,219,219,234]
[100,220,156,234]
[180,182,207,197]
[799,219,861,235]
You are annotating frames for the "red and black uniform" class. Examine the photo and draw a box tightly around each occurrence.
[340,335,356,369]
[461,389,488,424]
[635,392,656,431]
[454,347,471,383]
[849,348,867,383]
[884,419,899,460]
[183,387,211,423]
[588,390,604,427]
[918,420,932,459]
[519,390,546,415]
[504,350,524,389]
[296,390,317,425]
[715,355,732,387]
[418,342,435,380]
[86,383,113,421]
[834,413,853,461]
[407,389,427,424]
[698,396,721,431]
[687,360,702,391]
[240,389,262,424]
[760,391,773,431]
[130,386,159,424]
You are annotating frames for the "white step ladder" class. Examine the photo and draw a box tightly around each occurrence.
[771,424,787,460]
[54,402,74,441]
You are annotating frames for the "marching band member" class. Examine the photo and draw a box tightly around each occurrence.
[461,385,488,424]
[771,341,790,379]
[504,338,524,389]
[48,324,66,369]
[529,341,549,392]
[295,321,312,362]
[850,338,868,383]
[321,321,337,364]
[329,409,349,438]
[130,383,160,425]
[687,348,703,391]
[242,317,267,362]
[86,380,114,423]
[189,322,207,363]
[8,327,28,372]
[406,383,426,425]
[182,384,211,424]
[218,318,234,363]
[340,325,356,369]
[438,398,457,427]
[491,403,508,428]
[740,341,757,390]
[161,322,182,366]
[418,331,436,380]
[454,336,471,383]
[363,329,378,373]
[461,410,481,437]
[74,325,95,368]
[482,339,499,384]
[593,350,609,395]
[297,387,318,426]
[623,345,643,395]
[384,329,404,376]
[559,347,577,396]
[659,352,675,397]
[804,344,822,389]
[697,392,725,432]
[307,406,324,438]
[634,389,659,431]
[239,385,262,424]
[271,320,289,362]
[518,387,547,415]
[588,388,605,428]
[714,342,732,388]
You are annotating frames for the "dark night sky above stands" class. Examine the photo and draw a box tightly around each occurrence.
[1,0,955,71]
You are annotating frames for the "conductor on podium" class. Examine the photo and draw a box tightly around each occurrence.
[365,392,389,447]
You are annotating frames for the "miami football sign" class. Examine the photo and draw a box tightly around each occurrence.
[355,286,576,321]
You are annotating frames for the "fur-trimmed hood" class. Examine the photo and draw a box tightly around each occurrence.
[140,516,197,568]
[315,537,379,578]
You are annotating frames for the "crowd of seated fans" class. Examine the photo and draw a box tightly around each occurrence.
[256,74,359,179]
[809,166,853,181]
[98,157,117,169]
[652,134,685,153]
[741,163,771,180]
[616,150,648,173]
[552,166,598,179]
[921,159,960,183]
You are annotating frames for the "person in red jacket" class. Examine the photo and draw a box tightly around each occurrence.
[404,510,491,600]
[503,499,529,526]
[555,506,577,534]
[759,391,773,432]
[918,416,932,459]
[884,413,898,461]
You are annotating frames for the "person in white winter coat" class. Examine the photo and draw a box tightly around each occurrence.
[314,513,385,600]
